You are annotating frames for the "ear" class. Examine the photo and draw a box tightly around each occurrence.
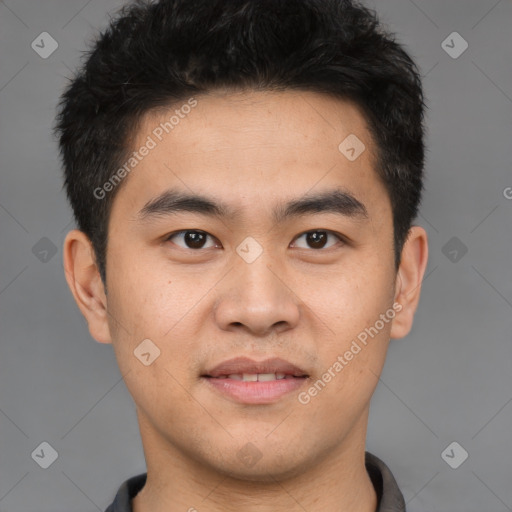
[62,229,112,344]
[390,225,429,339]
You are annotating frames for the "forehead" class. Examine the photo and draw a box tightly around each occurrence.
[139,89,374,155]
[112,89,389,225]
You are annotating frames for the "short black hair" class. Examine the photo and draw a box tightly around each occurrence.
[54,0,427,286]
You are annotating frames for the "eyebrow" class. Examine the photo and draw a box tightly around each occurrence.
[136,187,368,224]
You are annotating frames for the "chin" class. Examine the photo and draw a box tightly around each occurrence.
[201,449,311,483]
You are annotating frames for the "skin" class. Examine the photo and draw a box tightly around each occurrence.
[63,89,428,512]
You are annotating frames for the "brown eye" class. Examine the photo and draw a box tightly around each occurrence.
[165,230,216,249]
[292,230,344,250]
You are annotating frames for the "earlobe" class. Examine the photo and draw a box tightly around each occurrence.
[390,226,429,339]
[63,229,112,344]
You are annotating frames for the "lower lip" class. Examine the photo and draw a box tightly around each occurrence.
[202,376,308,404]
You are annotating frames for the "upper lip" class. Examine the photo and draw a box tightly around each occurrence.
[203,357,309,377]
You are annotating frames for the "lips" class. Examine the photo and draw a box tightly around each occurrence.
[202,356,309,379]
[202,356,310,404]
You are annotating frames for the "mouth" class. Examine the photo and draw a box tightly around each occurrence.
[202,356,309,378]
[202,373,307,381]
[201,356,310,404]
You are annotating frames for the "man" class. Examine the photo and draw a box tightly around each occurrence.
[54,0,428,510]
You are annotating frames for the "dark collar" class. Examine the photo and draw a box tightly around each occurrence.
[105,451,406,512]
[365,451,406,512]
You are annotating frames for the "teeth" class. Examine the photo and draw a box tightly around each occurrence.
[258,373,278,381]
[224,373,288,381]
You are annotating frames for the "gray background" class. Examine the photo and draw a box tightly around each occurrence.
[1,1,511,511]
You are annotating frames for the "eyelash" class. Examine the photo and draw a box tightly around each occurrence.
[163,229,346,251]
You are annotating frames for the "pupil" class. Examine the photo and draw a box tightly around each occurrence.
[185,231,205,249]
[307,231,326,249]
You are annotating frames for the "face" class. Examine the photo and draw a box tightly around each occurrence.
[68,89,420,481]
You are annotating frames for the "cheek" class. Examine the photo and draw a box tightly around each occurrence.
[295,263,394,391]
[298,260,393,334]
[106,272,200,418]
[300,326,390,426]
[107,261,212,380]
[104,260,180,380]
[107,248,178,327]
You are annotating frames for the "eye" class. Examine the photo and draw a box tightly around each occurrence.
[292,230,345,250]
[163,229,345,251]
[164,230,218,250]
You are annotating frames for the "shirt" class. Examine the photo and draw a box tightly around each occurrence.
[105,451,406,512]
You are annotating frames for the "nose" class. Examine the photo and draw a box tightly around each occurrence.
[213,250,301,337]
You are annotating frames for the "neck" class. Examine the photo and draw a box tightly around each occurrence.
[132,410,377,512]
